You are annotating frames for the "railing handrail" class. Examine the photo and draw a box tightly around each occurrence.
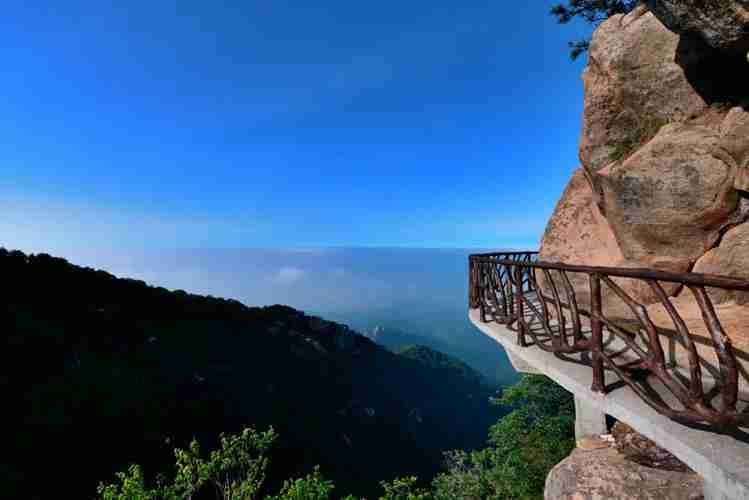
[469,251,539,258]
[469,249,749,429]
[470,254,749,292]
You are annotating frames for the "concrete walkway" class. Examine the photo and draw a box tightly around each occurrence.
[470,307,749,499]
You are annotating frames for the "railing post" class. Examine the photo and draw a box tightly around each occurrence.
[590,273,606,394]
[469,257,480,310]
[514,265,527,347]
[478,261,487,322]
[468,256,473,309]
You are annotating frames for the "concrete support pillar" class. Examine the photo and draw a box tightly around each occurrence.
[574,396,607,440]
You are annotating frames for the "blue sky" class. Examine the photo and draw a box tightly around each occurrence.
[1,1,591,254]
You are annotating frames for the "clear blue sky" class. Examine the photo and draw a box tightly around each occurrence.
[1,1,591,254]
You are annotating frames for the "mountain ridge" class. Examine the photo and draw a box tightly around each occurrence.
[3,248,505,499]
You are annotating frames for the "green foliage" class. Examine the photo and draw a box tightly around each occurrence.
[380,477,434,500]
[98,427,277,500]
[550,1,640,60]
[494,373,574,417]
[96,376,575,500]
[97,465,167,500]
[431,375,575,500]
[267,467,335,500]
[171,427,277,499]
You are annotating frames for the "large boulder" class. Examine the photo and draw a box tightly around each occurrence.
[539,168,624,305]
[719,106,749,192]
[539,169,623,269]
[539,169,685,312]
[539,4,749,325]
[693,221,749,305]
[606,257,689,307]
[544,438,702,500]
[596,123,740,270]
[580,7,708,173]
[646,0,749,54]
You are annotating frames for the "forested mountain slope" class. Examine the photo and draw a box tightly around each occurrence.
[2,249,504,499]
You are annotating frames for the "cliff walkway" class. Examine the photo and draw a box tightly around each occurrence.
[468,251,749,498]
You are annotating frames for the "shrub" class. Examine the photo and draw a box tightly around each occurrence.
[98,376,574,500]
[98,427,277,500]
[380,476,434,500]
[267,467,335,500]
[431,375,575,500]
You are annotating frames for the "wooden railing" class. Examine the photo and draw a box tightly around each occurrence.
[469,251,749,430]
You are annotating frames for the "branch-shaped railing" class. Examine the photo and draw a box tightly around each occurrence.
[469,251,749,430]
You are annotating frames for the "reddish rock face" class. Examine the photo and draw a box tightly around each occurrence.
[596,123,739,270]
[720,107,749,193]
[693,222,749,305]
[539,168,622,269]
[538,169,683,310]
[606,257,689,307]
[539,169,624,304]
[580,8,707,173]
[540,7,749,324]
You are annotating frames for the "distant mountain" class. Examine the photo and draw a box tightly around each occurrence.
[3,249,505,499]
[365,325,453,354]
[356,322,518,387]
[396,345,486,389]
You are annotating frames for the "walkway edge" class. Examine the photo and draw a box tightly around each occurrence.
[470,308,749,500]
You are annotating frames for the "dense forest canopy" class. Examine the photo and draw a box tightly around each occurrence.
[4,248,503,498]
[98,374,575,500]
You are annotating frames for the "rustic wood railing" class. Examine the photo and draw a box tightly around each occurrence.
[469,251,749,430]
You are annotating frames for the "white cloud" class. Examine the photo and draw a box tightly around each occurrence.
[274,266,306,285]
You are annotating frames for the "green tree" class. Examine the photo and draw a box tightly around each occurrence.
[431,375,575,500]
[267,467,335,500]
[550,0,640,59]
[380,476,434,500]
[97,465,172,500]
[97,377,575,500]
[172,427,277,499]
[98,427,277,500]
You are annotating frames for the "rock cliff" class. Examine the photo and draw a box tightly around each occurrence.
[544,431,702,500]
[541,5,749,499]
[541,6,749,311]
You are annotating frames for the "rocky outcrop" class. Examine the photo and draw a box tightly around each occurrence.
[539,5,749,499]
[720,106,749,191]
[596,123,739,270]
[539,169,622,268]
[541,6,749,309]
[544,436,703,500]
[580,7,708,173]
[610,422,690,472]
[645,0,749,54]
[693,222,749,304]
[538,169,685,308]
